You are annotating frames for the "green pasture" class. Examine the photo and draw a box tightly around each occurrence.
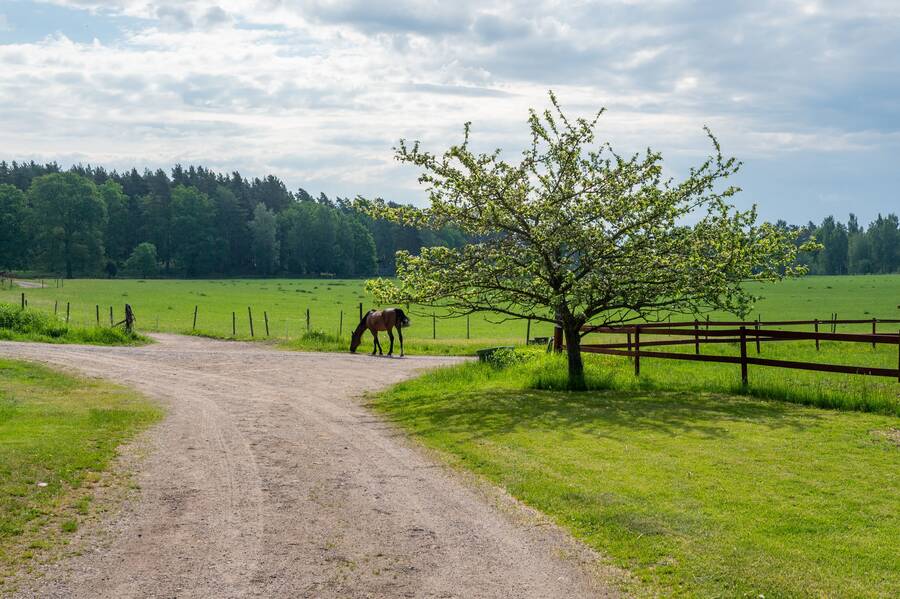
[2,274,899,344]
[374,354,900,598]
[0,359,162,587]
[0,278,556,344]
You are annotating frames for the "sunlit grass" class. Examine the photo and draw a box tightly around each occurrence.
[0,359,162,587]
[373,354,900,598]
[0,303,148,346]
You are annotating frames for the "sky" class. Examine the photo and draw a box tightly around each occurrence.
[0,0,898,225]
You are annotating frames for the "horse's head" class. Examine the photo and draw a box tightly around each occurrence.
[349,331,362,353]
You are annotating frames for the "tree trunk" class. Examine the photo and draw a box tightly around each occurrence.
[563,324,586,391]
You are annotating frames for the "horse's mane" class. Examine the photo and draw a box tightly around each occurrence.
[353,310,375,338]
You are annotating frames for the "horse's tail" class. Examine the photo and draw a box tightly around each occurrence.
[395,308,411,328]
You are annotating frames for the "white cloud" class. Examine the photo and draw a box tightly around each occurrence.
[4,0,900,220]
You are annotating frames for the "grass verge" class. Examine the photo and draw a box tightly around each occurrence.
[0,359,162,588]
[373,354,900,598]
[0,303,148,345]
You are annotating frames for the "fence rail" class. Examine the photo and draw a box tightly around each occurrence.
[572,319,900,384]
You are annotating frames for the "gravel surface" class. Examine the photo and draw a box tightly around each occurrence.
[0,335,619,598]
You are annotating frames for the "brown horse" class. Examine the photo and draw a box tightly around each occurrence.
[350,308,410,356]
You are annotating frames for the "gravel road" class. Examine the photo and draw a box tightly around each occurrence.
[0,335,618,598]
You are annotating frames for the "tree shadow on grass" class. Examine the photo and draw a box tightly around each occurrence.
[389,387,826,442]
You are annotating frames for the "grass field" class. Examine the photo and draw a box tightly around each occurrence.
[373,355,900,598]
[0,359,162,588]
[2,274,899,347]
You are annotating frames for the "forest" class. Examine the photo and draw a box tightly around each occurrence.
[0,160,465,278]
[0,160,897,278]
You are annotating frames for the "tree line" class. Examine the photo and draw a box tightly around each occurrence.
[786,214,900,275]
[0,161,465,278]
[1,160,897,279]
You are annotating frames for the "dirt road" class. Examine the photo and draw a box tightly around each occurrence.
[0,335,616,598]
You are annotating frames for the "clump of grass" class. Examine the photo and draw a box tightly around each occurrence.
[0,303,147,346]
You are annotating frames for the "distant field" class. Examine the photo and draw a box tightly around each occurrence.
[3,275,899,344]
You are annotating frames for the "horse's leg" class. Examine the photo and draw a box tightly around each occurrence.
[371,330,379,355]
[386,328,394,356]
[398,324,404,357]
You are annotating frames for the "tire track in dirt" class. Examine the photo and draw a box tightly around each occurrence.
[0,335,620,598]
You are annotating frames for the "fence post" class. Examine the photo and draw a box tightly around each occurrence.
[754,319,761,353]
[109,306,113,326]
[693,319,700,355]
[248,307,254,337]
[338,310,342,338]
[897,329,899,383]
[739,326,748,386]
[359,302,362,321]
[66,302,70,325]
[466,315,470,340]
[872,318,877,349]
[95,305,100,326]
[526,318,531,345]
[264,311,270,336]
[20,292,24,309]
[193,305,198,330]
[306,308,310,332]
[232,311,236,337]
[54,300,58,315]
[814,319,820,351]
[634,325,641,376]
[432,312,436,340]
[627,330,632,355]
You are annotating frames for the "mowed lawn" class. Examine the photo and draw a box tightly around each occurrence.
[4,274,899,343]
[0,359,161,587]
[374,357,900,598]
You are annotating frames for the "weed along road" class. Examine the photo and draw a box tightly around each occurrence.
[0,335,614,598]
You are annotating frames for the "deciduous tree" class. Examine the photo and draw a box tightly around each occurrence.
[364,94,807,389]
[28,173,107,278]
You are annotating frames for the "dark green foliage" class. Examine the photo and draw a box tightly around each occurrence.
[0,184,28,270]
[27,173,107,278]
[795,213,900,274]
[123,242,158,278]
[0,160,468,278]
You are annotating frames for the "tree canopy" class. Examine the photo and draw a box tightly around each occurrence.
[365,94,808,389]
[0,161,466,278]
